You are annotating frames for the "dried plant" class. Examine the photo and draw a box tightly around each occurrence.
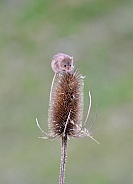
[36,57,99,184]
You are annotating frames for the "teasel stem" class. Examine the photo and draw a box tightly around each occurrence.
[59,134,67,184]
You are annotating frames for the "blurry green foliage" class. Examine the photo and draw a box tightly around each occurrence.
[0,0,133,184]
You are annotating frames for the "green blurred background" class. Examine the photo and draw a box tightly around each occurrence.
[0,0,133,183]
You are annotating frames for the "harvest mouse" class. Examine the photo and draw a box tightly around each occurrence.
[51,53,74,74]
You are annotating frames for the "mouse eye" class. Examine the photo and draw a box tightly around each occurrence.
[69,65,71,67]
[64,64,66,67]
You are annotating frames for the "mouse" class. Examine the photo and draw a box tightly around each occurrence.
[51,53,74,74]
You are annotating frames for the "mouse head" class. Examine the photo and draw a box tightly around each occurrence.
[51,53,74,74]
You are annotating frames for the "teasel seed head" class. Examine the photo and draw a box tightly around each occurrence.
[48,70,84,138]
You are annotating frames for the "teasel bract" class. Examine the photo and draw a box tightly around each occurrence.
[36,69,99,184]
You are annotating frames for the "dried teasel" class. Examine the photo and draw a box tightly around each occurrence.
[48,70,83,138]
[36,69,99,142]
[36,67,99,184]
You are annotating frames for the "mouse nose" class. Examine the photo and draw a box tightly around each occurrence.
[66,66,70,71]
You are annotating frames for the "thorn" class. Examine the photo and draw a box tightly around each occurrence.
[88,134,100,144]
[36,118,45,133]
[82,90,92,128]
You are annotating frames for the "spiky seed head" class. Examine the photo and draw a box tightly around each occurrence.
[48,70,84,138]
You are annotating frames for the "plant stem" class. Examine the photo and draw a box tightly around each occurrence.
[59,134,67,184]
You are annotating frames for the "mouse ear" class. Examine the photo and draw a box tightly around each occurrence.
[70,56,73,61]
